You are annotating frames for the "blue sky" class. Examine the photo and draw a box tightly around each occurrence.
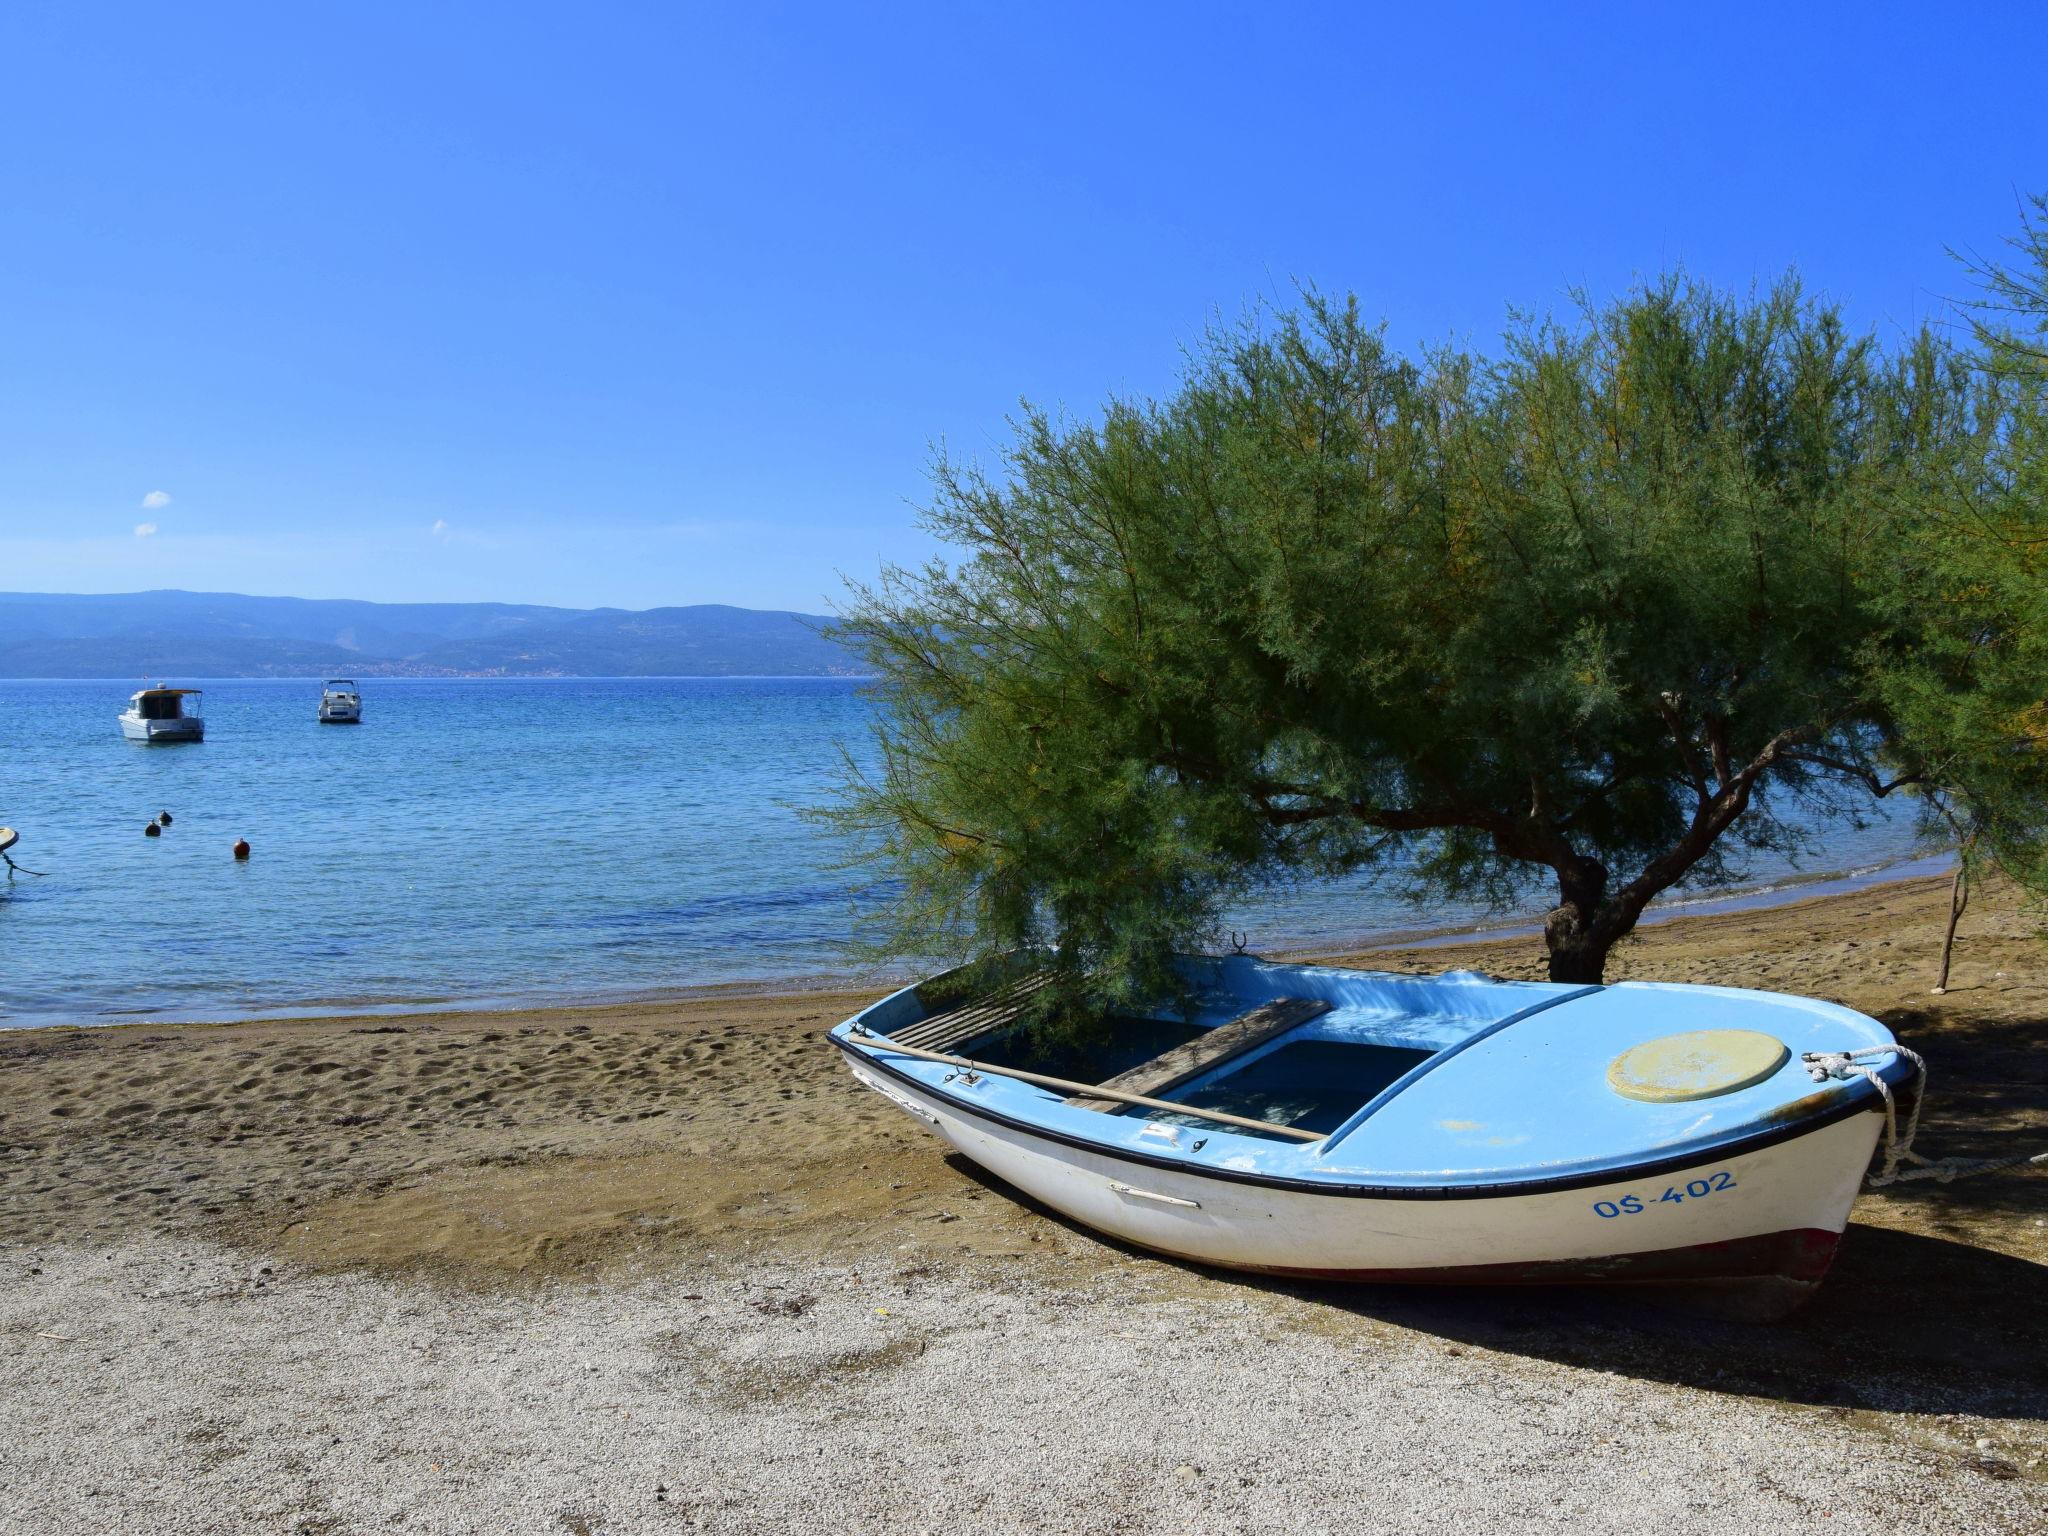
[3,2,2044,613]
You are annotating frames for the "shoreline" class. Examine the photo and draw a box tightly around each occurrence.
[2,869,2038,1276]
[0,851,1959,1033]
[1352,849,1956,953]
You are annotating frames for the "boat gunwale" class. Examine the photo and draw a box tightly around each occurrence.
[830,1032,1912,1201]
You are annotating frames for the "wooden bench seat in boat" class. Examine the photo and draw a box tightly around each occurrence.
[1065,995,1332,1113]
[882,969,1058,1054]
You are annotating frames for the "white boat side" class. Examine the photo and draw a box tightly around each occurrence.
[118,687,205,743]
[318,679,363,723]
[843,1051,1876,1304]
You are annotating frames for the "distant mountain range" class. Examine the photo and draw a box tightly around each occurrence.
[0,590,867,678]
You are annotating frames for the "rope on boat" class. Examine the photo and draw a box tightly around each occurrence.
[1801,1045,2048,1186]
[843,1024,1325,1141]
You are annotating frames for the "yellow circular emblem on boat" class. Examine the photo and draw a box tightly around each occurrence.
[1607,1029,1790,1103]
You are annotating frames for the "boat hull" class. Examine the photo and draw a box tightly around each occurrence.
[842,1049,1881,1315]
[119,715,204,743]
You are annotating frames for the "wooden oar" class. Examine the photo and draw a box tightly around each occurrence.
[841,1030,1324,1142]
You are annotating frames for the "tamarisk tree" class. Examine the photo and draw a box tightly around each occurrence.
[1894,193,2048,986]
[831,275,2038,992]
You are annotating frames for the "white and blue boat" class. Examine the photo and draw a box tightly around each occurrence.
[831,957,1919,1316]
[318,679,363,724]
[118,685,204,743]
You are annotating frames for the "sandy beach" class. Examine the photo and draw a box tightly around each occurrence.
[3,873,2045,1533]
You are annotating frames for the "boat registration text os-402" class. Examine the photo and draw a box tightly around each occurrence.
[830,957,1924,1318]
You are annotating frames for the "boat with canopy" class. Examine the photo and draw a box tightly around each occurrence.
[319,679,363,724]
[118,686,204,743]
[831,955,1921,1316]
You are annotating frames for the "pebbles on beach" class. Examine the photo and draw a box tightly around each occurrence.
[2,1240,2043,1536]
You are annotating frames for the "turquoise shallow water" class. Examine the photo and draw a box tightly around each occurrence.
[0,677,1937,1025]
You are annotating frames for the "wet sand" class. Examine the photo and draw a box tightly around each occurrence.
[2,873,2045,1532]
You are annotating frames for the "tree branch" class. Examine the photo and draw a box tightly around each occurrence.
[1654,691,1711,805]
[1779,749,1926,798]
[1593,723,1816,940]
[1703,713,1733,790]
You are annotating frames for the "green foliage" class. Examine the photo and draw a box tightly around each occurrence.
[828,265,2040,991]
[1883,195,2048,894]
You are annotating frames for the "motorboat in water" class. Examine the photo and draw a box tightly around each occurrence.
[831,955,1919,1316]
[118,686,204,743]
[319,679,363,724]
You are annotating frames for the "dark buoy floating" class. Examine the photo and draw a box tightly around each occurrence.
[157,811,173,827]
[144,821,161,838]
[0,827,44,875]
[232,837,251,860]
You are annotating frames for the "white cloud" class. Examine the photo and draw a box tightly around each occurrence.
[431,518,450,540]
[140,490,172,510]
[134,522,158,538]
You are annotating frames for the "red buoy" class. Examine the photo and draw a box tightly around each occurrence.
[232,837,251,860]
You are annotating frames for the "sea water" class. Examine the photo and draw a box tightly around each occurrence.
[0,677,1939,1025]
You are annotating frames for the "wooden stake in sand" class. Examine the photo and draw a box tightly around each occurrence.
[1934,857,1971,995]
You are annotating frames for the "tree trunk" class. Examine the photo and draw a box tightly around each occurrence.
[1542,856,1613,985]
[1545,943,1610,985]
[1933,860,1969,994]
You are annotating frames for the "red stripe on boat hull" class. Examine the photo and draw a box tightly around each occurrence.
[1200,1227,1844,1317]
